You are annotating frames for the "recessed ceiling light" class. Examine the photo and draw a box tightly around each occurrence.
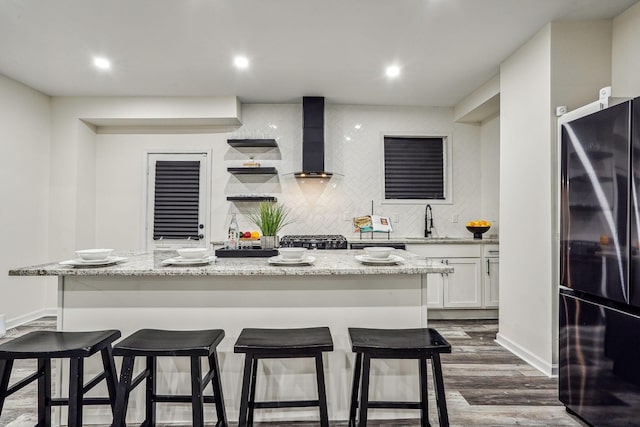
[234,56,249,69]
[354,123,362,130]
[93,57,111,70]
[386,65,401,78]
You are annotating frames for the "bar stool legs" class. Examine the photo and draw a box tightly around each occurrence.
[348,327,452,427]
[356,354,371,427]
[237,354,253,427]
[208,352,228,425]
[348,352,361,427]
[431,353,449,424]
[112,356,134,426]
[237,353,330,427]
[0,330,121,427]
[350,355,448,427]
[315,353,329,426]
[112,329,227,427]
[113,353,227,427]
[234,327,333,427]
[418,358,429,427]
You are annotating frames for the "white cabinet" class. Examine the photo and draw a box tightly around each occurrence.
[426,273,444,308]
[409,243,497,311]
[410,244,482,309]
[483,245,500,308]
[443,257,482,308]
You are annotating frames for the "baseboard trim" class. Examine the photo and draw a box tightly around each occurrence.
[6,308,57,330]
[428,309,498,320]
[495,332,556,377]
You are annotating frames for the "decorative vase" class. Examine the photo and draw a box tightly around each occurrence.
[261,235,277,249]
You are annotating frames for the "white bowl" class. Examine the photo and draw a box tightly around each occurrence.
[75,248,113,261]
[363,246,394,259]
[278,247,307,260]
[177,247,209,259]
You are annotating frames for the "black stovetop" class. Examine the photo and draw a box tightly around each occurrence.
[279,235,348,249]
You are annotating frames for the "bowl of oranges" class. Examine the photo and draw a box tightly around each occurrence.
[466,220,491,240]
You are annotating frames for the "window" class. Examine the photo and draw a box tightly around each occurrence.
[384,136,447,201]
[146,153,209,249]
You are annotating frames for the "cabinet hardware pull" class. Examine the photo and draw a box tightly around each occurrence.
[487,259,490,275]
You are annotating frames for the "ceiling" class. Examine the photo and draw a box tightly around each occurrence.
[0,0,637,107]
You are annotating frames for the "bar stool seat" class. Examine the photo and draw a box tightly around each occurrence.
[0,329,120,427]
[348,327,451,427]
[112,329,227,427]
[234,327,333,427]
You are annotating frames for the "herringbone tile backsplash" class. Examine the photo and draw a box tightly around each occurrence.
[223,103,498,240]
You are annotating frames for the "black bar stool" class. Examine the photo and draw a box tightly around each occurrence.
[0,329,120,427]
[234,327,333,427]
[112,329,227,427]
[348,327,451,427]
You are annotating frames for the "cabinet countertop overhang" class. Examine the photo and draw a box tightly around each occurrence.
[9,249,453,277]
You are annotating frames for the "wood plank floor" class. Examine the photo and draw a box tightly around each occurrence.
[0,318,587,426]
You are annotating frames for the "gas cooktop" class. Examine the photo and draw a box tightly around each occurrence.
[279,235,348,250]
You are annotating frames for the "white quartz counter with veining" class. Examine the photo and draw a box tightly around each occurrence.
[8,249,453,277]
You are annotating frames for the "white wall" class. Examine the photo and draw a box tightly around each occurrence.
[94,133,228,250]
[498,25,554,373]
[612,1,640,98]
[498,20,613,375]
[91,103,488,249]
[0,74,55,325]
[49,96,239,258]
[480,115,500,232]
[551,20,612,111]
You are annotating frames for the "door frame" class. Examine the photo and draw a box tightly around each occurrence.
[143,150,212,250]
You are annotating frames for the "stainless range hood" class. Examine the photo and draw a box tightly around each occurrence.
[294,96,333,178]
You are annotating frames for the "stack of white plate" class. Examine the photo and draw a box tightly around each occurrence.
[355,247,404,265]
[161,248,216,266]
[268,247,315,265]
[59,249,127,267]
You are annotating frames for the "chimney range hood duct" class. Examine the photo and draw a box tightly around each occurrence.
[294,96,333,178]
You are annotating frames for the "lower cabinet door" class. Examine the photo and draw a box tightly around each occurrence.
[483,257,500,308]
[443,258,482,308]
[426,273,444,308]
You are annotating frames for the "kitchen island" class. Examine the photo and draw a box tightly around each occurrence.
[10,250,452,425]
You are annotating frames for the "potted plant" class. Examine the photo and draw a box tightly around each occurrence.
[248,202,295,249]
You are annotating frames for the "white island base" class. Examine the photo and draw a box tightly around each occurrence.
[59,273,429,424]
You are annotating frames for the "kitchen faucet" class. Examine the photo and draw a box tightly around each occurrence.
[425,204,433,237]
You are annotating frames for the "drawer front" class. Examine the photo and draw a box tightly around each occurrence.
[484,245,500,258]
[407,244,481,258]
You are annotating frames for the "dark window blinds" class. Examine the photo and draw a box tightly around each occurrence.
[384,137,445,200]
[153,160,201,240]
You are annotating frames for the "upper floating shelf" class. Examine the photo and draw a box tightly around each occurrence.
[227,139,278,148]
[227,196,278,202]
[227,167,278,175]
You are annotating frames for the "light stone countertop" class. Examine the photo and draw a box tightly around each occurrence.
[348,236,499,245]
[210,237,499,247]
[8,249,453,277]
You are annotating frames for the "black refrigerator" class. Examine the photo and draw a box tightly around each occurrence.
[559,97,640,426]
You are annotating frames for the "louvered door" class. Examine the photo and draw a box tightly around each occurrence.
[146,153,208,249]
